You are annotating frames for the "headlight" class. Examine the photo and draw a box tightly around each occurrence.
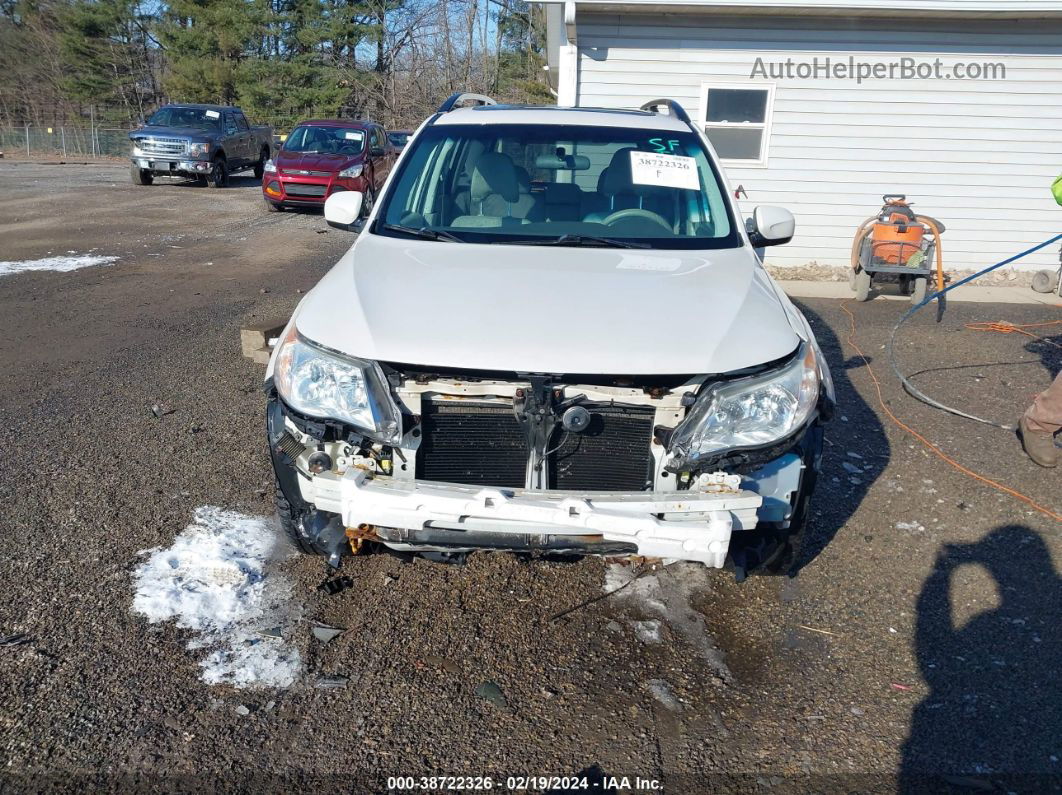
[131,145,144,157]
[188,142,211,157]
[263,158,277,173]
[273,326,401,444]
[668,343,820,467]
[338,164,363,179]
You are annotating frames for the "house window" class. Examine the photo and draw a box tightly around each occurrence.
[699,83,774,165]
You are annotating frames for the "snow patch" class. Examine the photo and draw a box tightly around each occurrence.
[645,679,683,712]
[633,620,662,645]
[0,253,119,277]
[132,506,301,688]
[604,562,732,682]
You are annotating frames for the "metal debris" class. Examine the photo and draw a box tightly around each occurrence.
[423,655,460,674]
[257,626,283,640]
[150,403,176,418]
[317,575,354,595]
[0,633,32,647]
[475,681,507,709]
[314,675,350,690]
[311,623,346,644]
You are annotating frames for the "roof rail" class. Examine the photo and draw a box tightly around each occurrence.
[437,93,497,113]
[639,98,693,127]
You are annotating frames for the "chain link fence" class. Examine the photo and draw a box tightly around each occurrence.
[0,125,132,159]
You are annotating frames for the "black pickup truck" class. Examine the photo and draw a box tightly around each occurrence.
[129,104,273,187]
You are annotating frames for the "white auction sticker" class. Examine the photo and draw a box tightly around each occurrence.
[204,110,220,119]
[344,131,363,141]
[630,151,699,191]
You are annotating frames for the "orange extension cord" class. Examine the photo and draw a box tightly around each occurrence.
[840,302,1062,523]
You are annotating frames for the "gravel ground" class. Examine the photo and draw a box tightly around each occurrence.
[0,162,1059,793]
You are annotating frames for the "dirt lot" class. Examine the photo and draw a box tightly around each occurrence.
[0,161,1059,792]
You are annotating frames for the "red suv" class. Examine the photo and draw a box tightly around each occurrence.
[262,120,395,213]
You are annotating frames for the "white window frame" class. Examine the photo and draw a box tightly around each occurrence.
[698,82,776,168]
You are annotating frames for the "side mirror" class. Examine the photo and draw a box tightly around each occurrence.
[747,205,795,247]
[370,146,385,157]
[324,191,365,231]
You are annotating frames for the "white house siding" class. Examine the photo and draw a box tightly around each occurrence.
[573,11,1062,272]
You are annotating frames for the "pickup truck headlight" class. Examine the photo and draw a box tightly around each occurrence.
[131,145,144,157]
[273,326,401,444]
[188,142,211,157]
[263,159,277,173]
[668,343,820,467]
[337,164,363,179]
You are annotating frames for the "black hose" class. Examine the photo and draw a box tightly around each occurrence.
[886,234,1062,431]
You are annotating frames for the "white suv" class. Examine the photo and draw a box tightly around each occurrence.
[265,94,834,578]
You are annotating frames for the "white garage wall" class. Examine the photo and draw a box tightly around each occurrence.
[574,11,1062,272]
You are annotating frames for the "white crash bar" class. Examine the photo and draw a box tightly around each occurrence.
[307,469,762,567]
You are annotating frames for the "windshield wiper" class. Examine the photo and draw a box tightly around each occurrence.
[499,233,649,249]
[380,224,464,243]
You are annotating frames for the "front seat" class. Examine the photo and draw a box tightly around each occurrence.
[451,152,525,228]
[511,166,546,222]
[586,147,673,227]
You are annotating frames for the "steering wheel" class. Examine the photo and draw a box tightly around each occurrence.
[601,208,672,232]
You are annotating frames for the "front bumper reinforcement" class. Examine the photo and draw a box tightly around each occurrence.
[302,469,762,567]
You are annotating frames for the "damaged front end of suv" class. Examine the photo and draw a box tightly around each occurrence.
[264,96,834,578]
[266,326,832,578]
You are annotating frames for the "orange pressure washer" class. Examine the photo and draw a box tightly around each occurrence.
[850,195,946,304]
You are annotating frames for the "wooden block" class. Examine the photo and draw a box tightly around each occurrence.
[241,320,287,364]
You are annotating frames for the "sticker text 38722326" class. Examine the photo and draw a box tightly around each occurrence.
[629,151,699,191]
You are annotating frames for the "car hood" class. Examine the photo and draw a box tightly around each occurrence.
[293,233,803,375]
[276,151,361,172]
[130,127,213,142]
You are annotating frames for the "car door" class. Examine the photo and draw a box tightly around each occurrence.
[234,111,254,163]
[223,111,246,166]
[369,126,391,190]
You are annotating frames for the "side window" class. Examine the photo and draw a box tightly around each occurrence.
[371,127,384,152]
[223,112,238,134]
[235,112,249,132]
[698,83,774,165]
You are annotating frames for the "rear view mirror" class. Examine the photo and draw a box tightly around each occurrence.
[324,191,365,231]
[748,205,795,247]
[534,154,591,170]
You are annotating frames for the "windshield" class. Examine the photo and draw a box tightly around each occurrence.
[146,107,221,130]
[283,125,365,155]
[376,122,737,249]
[388,131,410,147]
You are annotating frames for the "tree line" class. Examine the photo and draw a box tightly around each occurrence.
[0,0,550,130]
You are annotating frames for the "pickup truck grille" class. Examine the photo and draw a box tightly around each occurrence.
[135,137,187,158]
[415,400,655,492]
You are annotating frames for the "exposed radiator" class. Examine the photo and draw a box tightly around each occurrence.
[417,402,528,488]
[415,400,655,492]
[550,404,655,491]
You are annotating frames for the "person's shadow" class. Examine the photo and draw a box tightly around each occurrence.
[900,525,1062,790]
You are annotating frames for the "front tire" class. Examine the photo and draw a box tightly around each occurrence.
[274,479,326,555]
[131,164,153,185]
[253,148,269,179]
[205,157,227,188]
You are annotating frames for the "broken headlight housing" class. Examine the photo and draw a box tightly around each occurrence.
[668,343,820,467]
[273,325,401,444]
